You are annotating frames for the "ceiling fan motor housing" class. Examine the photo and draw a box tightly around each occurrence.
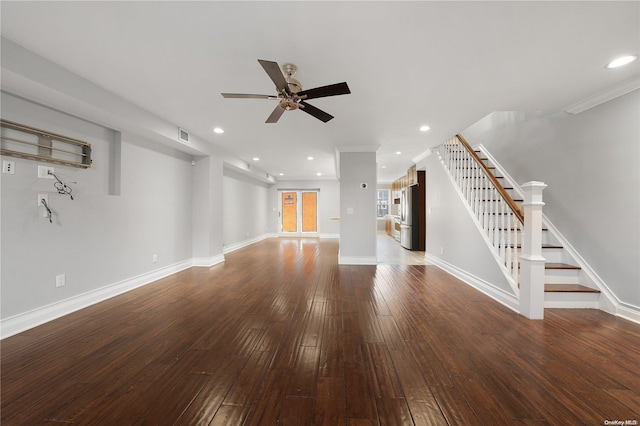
[282,63,302,94]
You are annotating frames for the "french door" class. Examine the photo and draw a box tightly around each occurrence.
[278,190,319,237]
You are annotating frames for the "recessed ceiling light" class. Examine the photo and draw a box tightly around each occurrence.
[396,151,402,155]
[381,165,387,169]
[252,157,260,161]
[606,55,638,69]
[317,172,322,176]
[420,125,431,132]
[307,156,314,160]
[279,173,284,176]
[213,127,224,134]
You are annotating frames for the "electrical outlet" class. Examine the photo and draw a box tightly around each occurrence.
[56,274,65,287]
[2,160,15,174]
[152,254,158,263]
[38,165,55,179]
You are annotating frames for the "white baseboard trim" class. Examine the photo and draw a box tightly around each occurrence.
[617,303,640,325]
[223,234,272,254]
[339,255,377,265]
[320,233,340,239]
[425,253,520,313]
[0,259,193,339]
[192,254,225,268]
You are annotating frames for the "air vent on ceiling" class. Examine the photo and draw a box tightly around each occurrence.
[178,128,189,143]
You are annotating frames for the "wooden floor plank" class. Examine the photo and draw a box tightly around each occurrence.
[430,385,482,426]
[279,396,315,425]
[2,237,640,425]
[220,350,274,407]
[174,356,248,425]
[344,361,377,421]
[375,397,414,425]
[243,369,292,426]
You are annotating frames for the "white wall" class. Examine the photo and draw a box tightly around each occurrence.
[463,90,640,309]
[1,93,194,321]
[424,151,516,300]
[222,167,270,248]
[339,152,377,263]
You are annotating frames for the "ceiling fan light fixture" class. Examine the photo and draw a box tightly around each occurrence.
[221,59,350,124]
[606,55,637,68]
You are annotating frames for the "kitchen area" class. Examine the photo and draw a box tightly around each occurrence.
[378,165,426,252]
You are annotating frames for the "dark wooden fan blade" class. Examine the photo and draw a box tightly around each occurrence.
[258,59,290,95]
[221,93,277,99]
[297,82,350,100]
[299,101,334,123]
[266,105,286,123]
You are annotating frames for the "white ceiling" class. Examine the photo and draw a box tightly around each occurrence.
[1,1,638,183]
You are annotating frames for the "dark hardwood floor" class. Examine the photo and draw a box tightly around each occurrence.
[2,238,640,425]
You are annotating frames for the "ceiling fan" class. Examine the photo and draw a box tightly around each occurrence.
[221,59,350,123]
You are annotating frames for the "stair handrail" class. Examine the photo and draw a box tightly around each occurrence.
[437,134,523,291]
[456,134,524,224]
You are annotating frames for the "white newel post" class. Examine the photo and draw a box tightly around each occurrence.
[519,181,547,319]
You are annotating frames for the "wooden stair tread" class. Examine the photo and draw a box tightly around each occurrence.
[495,226,549,231]
[472,186,514,190]
[545,262,581,270]
[510,244,563,249]
[518,261,579,268]
[544,284,600,293]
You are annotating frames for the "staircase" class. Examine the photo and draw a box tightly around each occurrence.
[437,135,601,310]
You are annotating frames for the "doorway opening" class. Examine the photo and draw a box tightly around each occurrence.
[278,190,319,237]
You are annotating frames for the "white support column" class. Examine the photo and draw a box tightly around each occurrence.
[519,181,547,319]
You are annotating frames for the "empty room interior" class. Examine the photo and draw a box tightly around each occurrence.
[1,2,639,425]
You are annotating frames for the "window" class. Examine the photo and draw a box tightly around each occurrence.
[377,189,389,217]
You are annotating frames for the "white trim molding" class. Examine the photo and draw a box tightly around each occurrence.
[425,253,520,313]
[339,255,377,265]
[564,76,640,114]
[192,254,225,268]
[222,234,273,255]
[320,233,340,239]
[616,303,640,325]
[0,259,193,339]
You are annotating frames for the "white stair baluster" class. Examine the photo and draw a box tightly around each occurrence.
[488,187,495,242]
[504,202,511,267]
[512,215,520,283]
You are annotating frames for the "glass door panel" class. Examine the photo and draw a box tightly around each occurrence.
[279,190,319,236]
[302,192,317,232]
[282,191,297,233]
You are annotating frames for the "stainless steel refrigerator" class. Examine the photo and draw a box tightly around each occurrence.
[400,185,419,250]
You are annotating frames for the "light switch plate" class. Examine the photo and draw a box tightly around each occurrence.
[38,165,54,178]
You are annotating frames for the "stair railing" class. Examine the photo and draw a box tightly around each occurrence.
[437,134,523,287]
